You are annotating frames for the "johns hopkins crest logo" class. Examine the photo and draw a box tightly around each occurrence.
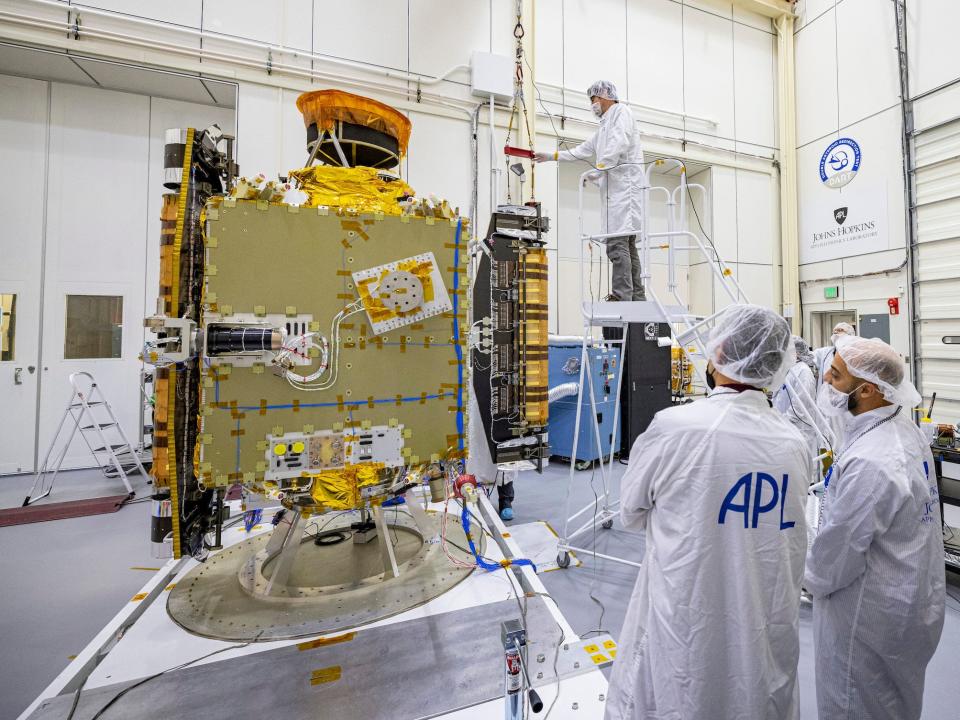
[820,137,861,188]
[834,207,848,225]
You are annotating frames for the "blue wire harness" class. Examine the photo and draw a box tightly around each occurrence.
[460,504,536,573]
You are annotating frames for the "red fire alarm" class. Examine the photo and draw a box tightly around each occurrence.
[888,297,900,315]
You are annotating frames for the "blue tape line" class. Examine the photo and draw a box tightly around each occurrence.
[452,219,465,450]
[215,393,444,412]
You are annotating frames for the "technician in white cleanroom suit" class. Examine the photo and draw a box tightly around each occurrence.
[774,335,835,465]
[533,80,645,301]
[812,321,855,387]
[811,321,856,450]
[807,336,944,720]
[605,304,809,720]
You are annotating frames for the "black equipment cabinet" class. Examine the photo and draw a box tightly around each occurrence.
[618,322,672,457]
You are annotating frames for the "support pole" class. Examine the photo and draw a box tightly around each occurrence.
[775,12,800,333]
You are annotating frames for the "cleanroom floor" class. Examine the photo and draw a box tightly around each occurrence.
[1,463,959,720]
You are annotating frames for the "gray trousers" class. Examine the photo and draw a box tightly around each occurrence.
[606,235,645,301]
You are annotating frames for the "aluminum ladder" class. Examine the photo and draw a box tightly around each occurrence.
[23,371,147,506]
[556,159,749,569]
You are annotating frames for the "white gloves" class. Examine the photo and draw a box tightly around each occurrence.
[533,151,555,163]
[584,170,603,186]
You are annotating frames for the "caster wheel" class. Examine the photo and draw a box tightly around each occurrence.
[556,551,571,569]
[601,518,614,530]
[575,460,592,471]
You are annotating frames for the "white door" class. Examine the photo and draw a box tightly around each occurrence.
[0,75,48,475]
[36,83,237,470]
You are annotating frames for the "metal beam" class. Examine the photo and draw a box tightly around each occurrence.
[775,12,801,333]
[732,0,797,19]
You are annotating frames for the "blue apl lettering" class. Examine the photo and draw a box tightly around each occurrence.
[718,472,795,530]
[779,474,796,530]
[718,473,752,528]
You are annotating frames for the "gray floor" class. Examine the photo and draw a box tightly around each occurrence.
[0,469,157,720]
[1,463,958,719]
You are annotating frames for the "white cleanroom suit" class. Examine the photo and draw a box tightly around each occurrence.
[557,102,644,238]
[604,389,810,720]
[774,361,834,462]
[556,102,645,301]
[806,338,945,720]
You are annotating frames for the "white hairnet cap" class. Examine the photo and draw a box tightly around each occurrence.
[706,304,794,388]
[793,335,817,376]
[587,80,618,102]
[830,321,855,344]
[836,336,921,408]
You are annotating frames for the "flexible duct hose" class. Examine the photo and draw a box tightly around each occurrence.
[548,382,580,403]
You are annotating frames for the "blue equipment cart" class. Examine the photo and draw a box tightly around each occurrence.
[547,340,621,464]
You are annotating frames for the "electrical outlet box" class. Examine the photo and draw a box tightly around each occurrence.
[471,52,513,103]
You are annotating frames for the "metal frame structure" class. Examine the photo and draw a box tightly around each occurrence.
[556,160,749,569]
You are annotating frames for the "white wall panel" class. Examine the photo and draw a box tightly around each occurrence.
[313,0,408,70]
[556,159,601,260]
[534,158,559,251]
[682,6,735,140]
[236,82,283,181]
[835,0,899,129]
[203,0,312,50]
[794,9,837,147]
[736,169,776,264]
[491,0,517,59]
[410,0,490,78]
[626,0,684,117]
[733,23,775,148]
[684,0,731,18]
[735,263,776,307]
[79,0,201,28]
[534,0,564,88]
[732,5,772,33]
[406,111,474,215]
[562,0,627,99]
[707,166,738,261]
[914,84,960,134]
[906,0,960,98]
[279,88,308,176]
[795,0,834,30]
[689,262,714,316]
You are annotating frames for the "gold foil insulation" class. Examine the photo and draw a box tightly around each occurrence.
[672,346,693,395]
[309,465,383,511]
[520,249,549,426]
[288,165,415,215]
[152,193,179,489]
[296,89,412,156]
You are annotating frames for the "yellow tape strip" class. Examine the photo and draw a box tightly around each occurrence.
[297,632,356,651]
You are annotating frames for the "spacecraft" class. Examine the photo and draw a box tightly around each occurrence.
[142,90,549,640]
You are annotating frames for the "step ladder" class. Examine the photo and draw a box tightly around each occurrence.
[23,371,148,506]
[556,160,749,570]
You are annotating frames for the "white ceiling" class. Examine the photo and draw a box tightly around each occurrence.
[0,42,236,108]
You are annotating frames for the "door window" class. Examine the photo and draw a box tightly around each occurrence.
[0,293,14,361]
[64,294,123,359]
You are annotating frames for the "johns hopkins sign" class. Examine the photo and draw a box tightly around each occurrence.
[800,137,888,265]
